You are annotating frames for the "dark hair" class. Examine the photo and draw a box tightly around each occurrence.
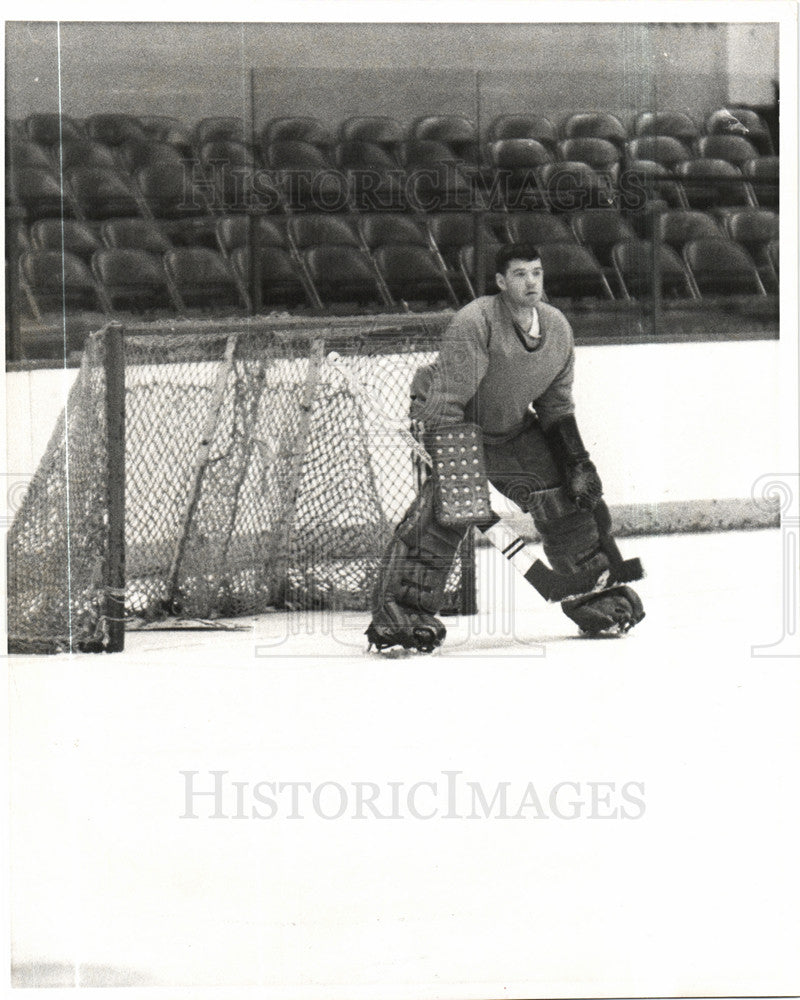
[495,242,541,277]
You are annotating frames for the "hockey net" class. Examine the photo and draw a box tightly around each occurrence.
[7,314,475,654]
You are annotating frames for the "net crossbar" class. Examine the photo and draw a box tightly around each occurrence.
[7,314,473,653]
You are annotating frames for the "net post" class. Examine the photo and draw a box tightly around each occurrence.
[104,321,126,652]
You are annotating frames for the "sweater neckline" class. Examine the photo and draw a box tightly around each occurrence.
[498,296,547,353]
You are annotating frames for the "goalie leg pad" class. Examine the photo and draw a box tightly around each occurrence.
[528,487,611,587]
[368,482,468,652]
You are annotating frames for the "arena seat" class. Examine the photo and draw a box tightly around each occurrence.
[261,117,335,153]
[303,245,389,308]
[230,246,311,309]
[706,108,774,155]
[266,140,347,212]
[100,218,173,254]
[535,243,614,301]
[373,244,458,307]
[58,140,119,171]
[632,111,700,145]
[697,135,761,169]
[426,212,499,270]
[720,208,779,266]
[537,161,616,213]
[335,141,408,211]
[649,209,722,251]
[163,247,249,311]
[682,237,767,296]
[457,242,504,299]
[193,116,247,147]
[621,159,688,212]
[611,239,697,300]
[136,162,214,218]
[486,114,559,150]
[675,159,754,210]
[484,139,552,209]
[742,156,778,209]
[136,117,193,156]
[92,248,177,312]
[569,209,636,266]
[20,249,109,315]
[24,113,84,146]
[67,166,143,219]
[358,214,430,251]
[556,138,621,174]
[404,140,475,211]
[409,114,478,161]
[338,116,404,160]
[625,136,692,169]
[10,167,76,220]
[199,139,259,170]
[562,112,627,146]
[503,211,575,246]
[30,218,103,262]
[85,113,146,146]
[288,214,361,251]
[8,139,53,170]
[118,139,186,173]
[215,216,289,256]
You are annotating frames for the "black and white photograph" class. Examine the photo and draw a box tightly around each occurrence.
[3,3,799,997]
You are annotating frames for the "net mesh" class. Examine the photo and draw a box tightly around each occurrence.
[8,315,472,653]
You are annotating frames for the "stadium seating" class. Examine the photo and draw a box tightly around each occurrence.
[535,243,614,301]
[193,116,247,147]
[303,245,389,308]
[484,139,552,209]
[100,218,173,254]
[91,248,177,312]
[503,212,575,246]
[562,112,627,146]
[20,249,109,315]
[682,237,767,296]
[611,240,697,300]
[706,108,774,155]
[85,113,146,146]
[6,106,780,340]
[230,246,311,309]
[537,162,616,212]
[163,247,248,311]
[625,136,691,169]
[632,111,700,145]
[373,244,458,307]
[556,138,621,175]
[338,116,404,160]
[487,114,559,150]
[30,218,103,262]
[569,210,636,267]
[697,135,761,168]
[409,114,478,161]
[675,159,754,209]
[742,156,778,209]
[67,166,142,219]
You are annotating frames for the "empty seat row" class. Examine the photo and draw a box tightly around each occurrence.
[18,209,776,324]
[6,153,779,226]
[9,108,776,159]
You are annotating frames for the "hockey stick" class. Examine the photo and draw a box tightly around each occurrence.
[326,350,607,603]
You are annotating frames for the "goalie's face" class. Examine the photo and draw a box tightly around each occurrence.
[496,257,544,309]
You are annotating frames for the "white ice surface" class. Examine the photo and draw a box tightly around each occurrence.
[7,529,800,997]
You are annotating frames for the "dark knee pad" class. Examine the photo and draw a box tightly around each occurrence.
[527,486,610,581]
